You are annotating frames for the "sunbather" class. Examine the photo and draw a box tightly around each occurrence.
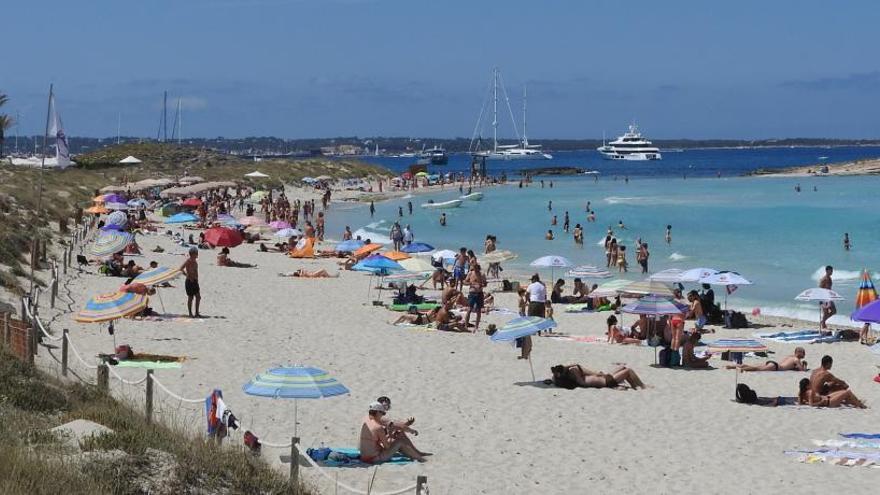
[278,269,336,278]
[375,396,428,456]
[549,364,646,390]
[392,307,439,326]
[681,331,711,368]
[798,378,866,408]
[726,347,807,372]
[359,402,425,463]
[606,314,640,345]
[216,247,256,268]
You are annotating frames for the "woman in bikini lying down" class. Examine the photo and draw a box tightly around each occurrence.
[278,268,337,278]
[798,378,866,408]
[392,307,440,326]
[549,364,646,390]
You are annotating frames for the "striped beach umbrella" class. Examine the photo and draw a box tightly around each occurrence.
[243,365,349,435]
[855,269,877,309]
[85,205,109,215]
[706,338,768,354]
[490,316,557,342]
[621,295,688,316]
[567,265,612,279]
[74,291,147,323]
[91,231,133,257]
[621,279,675,298]
[479,250,518,265]
[134,266,181,286]
[106,211,128,227]
[398,257,435,273]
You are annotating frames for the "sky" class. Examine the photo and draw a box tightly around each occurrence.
[2,0,879,140]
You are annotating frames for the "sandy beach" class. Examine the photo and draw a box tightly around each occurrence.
[751,158,880,177]
[29,190,878,495]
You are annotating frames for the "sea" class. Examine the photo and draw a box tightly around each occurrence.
[324,146,880,326]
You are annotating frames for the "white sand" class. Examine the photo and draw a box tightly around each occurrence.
[36,212,879,494]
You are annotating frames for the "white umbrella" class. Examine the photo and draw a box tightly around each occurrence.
[432,249,457,262]
[530,255,573,281]
[119,155,142,164]
[245,171,269,178]
[274,228,302,239]
[700,271,752,309]
[681,267,720,283]
[795,288,844,332]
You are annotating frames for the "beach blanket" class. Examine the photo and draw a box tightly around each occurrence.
[310,447,413,467]
[840,433,880,439]
[545,335,605,344]
[755,330,841,344]
[785,449,880,467]
[563,304,593,314]
[490,307,519,316]
[116,360,182,369]
[388,302,441,312]
[813,439,880,450]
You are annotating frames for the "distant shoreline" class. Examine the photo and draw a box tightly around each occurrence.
[747,158,880,177]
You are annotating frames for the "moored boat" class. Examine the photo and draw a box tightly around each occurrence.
[421,199,463,209]
[459,192,483,201]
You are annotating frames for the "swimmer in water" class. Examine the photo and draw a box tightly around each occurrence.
[548,200,552,211]
[618,220,626,230]
[551,215,557,226]
[546,229,554,240]
[843,233,851,251]
[665,225,672,244]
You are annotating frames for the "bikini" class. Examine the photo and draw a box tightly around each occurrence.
[766,360,779,371]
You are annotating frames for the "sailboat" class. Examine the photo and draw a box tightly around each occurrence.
[10,87,73,168]
[470,68,552,161]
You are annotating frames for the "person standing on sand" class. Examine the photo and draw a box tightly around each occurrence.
[464,264,486,331]
[819,266,836,331]
[180,247,201,318]
[843,233,851,251]
[369,201,375,218]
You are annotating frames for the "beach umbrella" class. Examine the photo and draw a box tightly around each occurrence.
[75,291,148,323]
[92,195,107,203]
[238,216,265,227]
[566,265,612,279]
[621,279,675,298]
[382,251,411,261]
[335,239,365,252]
[134,266,181,313]
[706,338,769,367]
[165,212,199,224]
[269,220,291,230]
[204,227,243,248]
[491,316,557,381]
[353,243,383,258]
[91,231,134,257]
[127,198,149,208]
[216,213,238,226]
[181,197,202,208]
[273,228,302,239]
[106,211,128,227]
[243,365,349,435]
[361,254,404,272]
[682,267,720,283]
[855,269,877,309]
[244,171,269,178]
[104,202,129,211]
[620,295,688,316]
[852,299,880,323]
[100,224,125,232]
[401,242,434,253]
[399,257,435,273]
[479,250,518,265]
[649,268,685,283]
[103,193,127,204]
[590,279,634,298]
[796,288,844,332]
[119,155,142,164]
[432,249,458,263]
[250,191,269,202]
[85,205,109,215]
[700,271,752,309]
[530,255,573,281]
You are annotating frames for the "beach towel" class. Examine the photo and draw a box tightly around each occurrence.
[755,330,841,344]
[205,389,223,435]
[812,439,880,450]
[840,433,880,439]
[563,304,593,313]
[388,303,441,312]
[785,449,880,466]
[545,335,605,344]
[490,307,519,316]
[313,447,413,467]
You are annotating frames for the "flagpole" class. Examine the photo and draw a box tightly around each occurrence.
[28,83,52,297]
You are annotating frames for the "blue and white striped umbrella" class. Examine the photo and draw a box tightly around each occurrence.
[621,295,688,316]
[567,265,612,279]
[91,231,134,257]
[490,316,557,342]
[243,366,349,399]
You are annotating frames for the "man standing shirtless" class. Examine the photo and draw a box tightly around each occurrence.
[819,265,836,331]
[180,247,201,318]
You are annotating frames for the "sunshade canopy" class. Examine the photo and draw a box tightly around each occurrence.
[242,366,349,399]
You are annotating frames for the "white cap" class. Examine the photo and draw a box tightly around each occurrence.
[368,401,387,413]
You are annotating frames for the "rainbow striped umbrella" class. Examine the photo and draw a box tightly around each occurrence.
[91,231,134,257]
[621,295,688,316]
[243,365,349,435]
[134,266,181,286]
[706,338,768,353]
[75,291,147,323]
[855,269,877,309]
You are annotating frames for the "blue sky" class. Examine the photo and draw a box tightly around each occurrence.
[2,0,878,139]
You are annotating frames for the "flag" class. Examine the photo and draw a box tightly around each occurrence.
[727,284,738,295]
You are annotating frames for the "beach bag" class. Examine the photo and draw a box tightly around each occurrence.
[502,279,512,292]
[658,348,671,367]
[736,384,758,404]
[243,431,261,453]
[307,447,332,462]
[730,312,749,329]
[114,345,133,359]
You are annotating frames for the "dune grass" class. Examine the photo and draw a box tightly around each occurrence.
[0,348,307,494]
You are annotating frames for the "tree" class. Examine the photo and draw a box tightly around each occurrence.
[0,92,12,158]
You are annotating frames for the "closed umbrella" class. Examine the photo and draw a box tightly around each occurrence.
[401,242,434,253]
[491,316,557,381]
[243,365,349,435]
[165,212,198,224]
[204,227,243,248]
[855,269,877,309]
[92,232,134,257]
[796,288,844,332]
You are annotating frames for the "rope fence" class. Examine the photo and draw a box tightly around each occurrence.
[18,218,430,494]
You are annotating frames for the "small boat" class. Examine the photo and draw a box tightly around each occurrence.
[459,192,483,201]
[421,199,462,209]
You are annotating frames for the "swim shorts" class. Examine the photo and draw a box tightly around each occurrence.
[453,266,465,280]
[696,315,707,329]
[468,292,484,309]
[185,279,200,297]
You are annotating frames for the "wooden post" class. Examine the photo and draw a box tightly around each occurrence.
[145,370,154,423]
[289,436,300,485]
[50,279,57,309]
[61,329,69,377]
[97,363,109,391]
[2,312,9,346]
[416,475,428,495]
[30,314,39,358]
[63,249,68,274]
[25,324,35,364]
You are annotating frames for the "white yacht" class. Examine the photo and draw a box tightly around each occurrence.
[470,69,552,161]
[597,124,661,161]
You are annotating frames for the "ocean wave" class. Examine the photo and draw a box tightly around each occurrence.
[809,266,877,285]
[669,252,688,261]
[603,196,688,206]
[745,304,860,328]
[353,221,393,244]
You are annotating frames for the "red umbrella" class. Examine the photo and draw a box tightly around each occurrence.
[182,197,202,208]
[204,227,243,248]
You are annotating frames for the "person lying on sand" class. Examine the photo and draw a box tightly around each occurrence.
[798,377,866,408]
[549,364,646,390]
[359,402,426,464]
[606,314,640,345]
[392,307,440,326]
[726,347,806,372]
[216,247,257,268]
[278,269,337,278]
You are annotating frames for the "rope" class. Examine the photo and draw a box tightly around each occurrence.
[259,439,293,449]
[33,312,63,341]
[150,375,204,403]
[294,443,418,495]
[107,365,149,385]
[65,334,98,370]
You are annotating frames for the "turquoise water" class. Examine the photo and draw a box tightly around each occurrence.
[324,172,880,325]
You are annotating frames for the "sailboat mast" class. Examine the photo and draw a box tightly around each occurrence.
[116,112,121,145]
[163,91,168,142]
[522,85,528,147]
[492,67,498,152]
